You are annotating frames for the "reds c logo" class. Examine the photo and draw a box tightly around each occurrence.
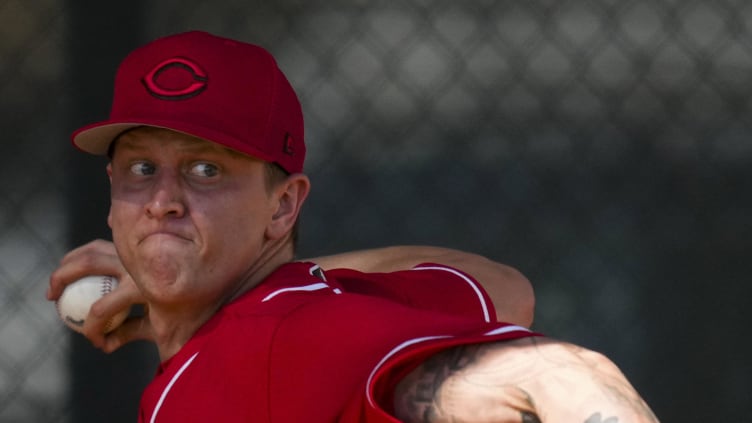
[142,57,208,100]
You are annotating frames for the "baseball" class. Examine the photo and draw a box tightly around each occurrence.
[56,275,129,334]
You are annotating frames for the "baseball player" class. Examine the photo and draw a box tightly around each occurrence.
[49,31,658,422]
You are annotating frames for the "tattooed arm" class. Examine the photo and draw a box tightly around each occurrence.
[393,337,659,423]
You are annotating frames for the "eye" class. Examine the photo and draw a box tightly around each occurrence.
[130,162,155,176]
[190,162,219,178]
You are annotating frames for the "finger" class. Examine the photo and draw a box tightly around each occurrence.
[48,240,126,300]
[80,276,145,345]
[56,239,120,271]
[99,315,154,354]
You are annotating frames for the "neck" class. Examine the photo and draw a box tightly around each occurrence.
[149,238,295,362]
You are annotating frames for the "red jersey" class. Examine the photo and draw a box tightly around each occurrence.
[138,262,537,422]
[329,262,497,323]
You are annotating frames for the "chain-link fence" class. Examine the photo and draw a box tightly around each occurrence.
[1,1,750,422]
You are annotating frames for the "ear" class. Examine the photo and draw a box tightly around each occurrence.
[266,174,311,240]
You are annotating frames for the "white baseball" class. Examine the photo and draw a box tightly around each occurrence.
[56,275,129,334]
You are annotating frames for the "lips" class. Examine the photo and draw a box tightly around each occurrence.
[138,229,193,245]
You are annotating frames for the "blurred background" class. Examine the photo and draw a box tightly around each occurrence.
[1,0,750,421]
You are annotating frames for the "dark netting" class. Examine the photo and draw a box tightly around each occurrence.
[1,1,749,421]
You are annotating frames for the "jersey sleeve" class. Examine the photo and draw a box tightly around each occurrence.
[338,324,541,423]
[325,263,496,323]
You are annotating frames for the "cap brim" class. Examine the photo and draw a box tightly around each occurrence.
[71,119,277,164]
[72,122,147,155]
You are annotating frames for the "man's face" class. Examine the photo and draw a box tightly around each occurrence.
[106,127,279,310]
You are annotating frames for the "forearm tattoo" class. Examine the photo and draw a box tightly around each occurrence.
[393,344,542,422]
[522,411,542,423]
[394,344,481,422]
[393,338,658,423]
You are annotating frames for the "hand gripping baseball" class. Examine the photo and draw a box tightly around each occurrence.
[48,239,153,352]
[56,275,129,333]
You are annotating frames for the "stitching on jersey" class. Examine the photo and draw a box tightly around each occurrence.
[411,265,492,323]
[149,351,199,423]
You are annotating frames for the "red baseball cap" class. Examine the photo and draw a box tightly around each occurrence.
[71,31,305,174]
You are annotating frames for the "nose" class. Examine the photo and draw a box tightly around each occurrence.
[144,172,186,219]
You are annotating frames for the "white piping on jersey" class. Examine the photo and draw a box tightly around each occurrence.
[365,325,532,408]
[150,351,199,423]
[484,325,531,336]
[412,265,492,323]
[365,335,451,408]
[261,282,341,302]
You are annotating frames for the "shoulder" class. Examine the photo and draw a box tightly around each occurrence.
[327,263,497,322]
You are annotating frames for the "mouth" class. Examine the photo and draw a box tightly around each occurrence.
[139,230,192,245]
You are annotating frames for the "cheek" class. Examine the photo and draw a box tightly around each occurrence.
[107,202,130,240]
[108,180,144,220]
[107,198,132,223]
[107,199,144,247]
[107,200,122,229]
[201,197,273,242]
